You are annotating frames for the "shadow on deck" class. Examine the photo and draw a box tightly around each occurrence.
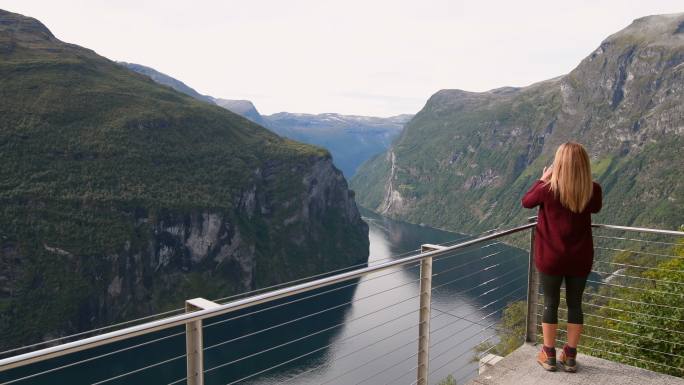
[466,344,684,385]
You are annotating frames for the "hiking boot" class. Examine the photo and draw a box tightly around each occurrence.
[537,347,557,371]
[558,346,577,372]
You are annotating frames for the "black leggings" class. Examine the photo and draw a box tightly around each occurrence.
[541,272,588,324]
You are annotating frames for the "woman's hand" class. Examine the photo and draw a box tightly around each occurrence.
[541,165,553,182]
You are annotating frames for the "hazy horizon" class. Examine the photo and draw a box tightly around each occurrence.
[3,1,683,117]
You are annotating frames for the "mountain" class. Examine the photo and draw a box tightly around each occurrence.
[0,9,368,348]
[352,13,684,234]
[264,113,411,177]
[214,98,266,125]
[120,62,410,177]
[119,62,215,104]
[119,62,267,125]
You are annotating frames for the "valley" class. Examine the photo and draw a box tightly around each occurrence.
[352,13,684,234]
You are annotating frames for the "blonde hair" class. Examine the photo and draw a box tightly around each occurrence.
[548,142,593,213]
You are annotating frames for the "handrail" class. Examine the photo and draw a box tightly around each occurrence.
[591,223,684,236]
[1,220,681,374]
[0,222,536,372]
[528,216,684,236]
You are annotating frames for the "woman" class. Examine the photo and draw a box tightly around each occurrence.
[521,142,602,373]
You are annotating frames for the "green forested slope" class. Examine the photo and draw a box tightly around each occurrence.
[0,9,368,348]
[352,13,684,233]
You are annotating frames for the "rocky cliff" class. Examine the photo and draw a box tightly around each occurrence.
[0,9,368,349]
[352,13,684,233]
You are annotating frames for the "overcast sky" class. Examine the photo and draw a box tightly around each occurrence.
[3,1,683,116]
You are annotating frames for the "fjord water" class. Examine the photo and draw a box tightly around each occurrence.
[0,210,528,385]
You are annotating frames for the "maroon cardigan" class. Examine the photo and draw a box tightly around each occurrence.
[521,180,602,276]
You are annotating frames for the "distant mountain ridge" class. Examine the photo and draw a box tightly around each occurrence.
[351,13,684,233]
[119,62,412,176]
[213,98,265,125]
[119,62,215,104]
[263,112,411,176]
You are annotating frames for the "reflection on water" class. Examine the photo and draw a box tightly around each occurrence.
[250,209,528,385]
[0,210,528,385]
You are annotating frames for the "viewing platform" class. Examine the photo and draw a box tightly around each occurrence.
[0,219,682,384]
[467,343,684,385]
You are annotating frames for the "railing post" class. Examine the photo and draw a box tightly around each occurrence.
[525,217,539,344]
[417,244,440,385]
[185,298,220,385]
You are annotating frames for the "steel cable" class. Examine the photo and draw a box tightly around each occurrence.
[0,330,185,385]
[591,269,684,286]
[552,316,684,347]
[0,243,425,358]
[279,256,527,384]
[536,292,683,322]
[281,321,421,383]
[427,325,499,376]
[431,259,526,292]
[203,276,422,351]
[592,259,684,273]
[219,310,422,385]
[430,274,529,330]
[383,364,418,385]
[89,354,186,385]
[0,307,187,358]
[428,292,527,361]
[594,235,680,246]
[432,242,502,265]
[203,261,420,329]
[211,263,528,384]
[321,339,418,385]
[0,225,513,384]
[204,235,503,331]
[435,343,499,385]
[353,351,417,385]
[325,286,525,385]
[0,242,428,358]
[535,311,684,336]
[431,290,527,333]
[586,279,684,297]
[203,300,420,375]
[596,246,684,260]
[206,263,527,375]
[431,250,503,278]
[555,329,684,360]
[581,291,684,311]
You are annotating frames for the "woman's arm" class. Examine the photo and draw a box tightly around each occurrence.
[522,180,545,208]
[522,166,551,209]
[589,182,603,213]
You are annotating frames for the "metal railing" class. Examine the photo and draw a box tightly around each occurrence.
[528,220,684,378]
[0,219,681,384]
